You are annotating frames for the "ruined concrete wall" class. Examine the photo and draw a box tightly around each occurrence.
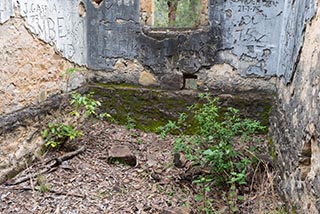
[0,17,82,115]
[1,0,282,95]
[86,0,280,90]
[0,0,87,115]
[0,0,85,182]
[271,1,320,212]
[0,0,281,185]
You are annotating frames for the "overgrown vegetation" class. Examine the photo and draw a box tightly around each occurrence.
[42,68,112,149]
[158,93,267,213]
[154,0,203,27]
[42,123,83,148]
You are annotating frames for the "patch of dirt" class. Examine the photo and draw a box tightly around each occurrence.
[0,120,284,213]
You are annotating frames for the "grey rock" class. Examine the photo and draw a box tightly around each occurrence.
[108,145,137,166]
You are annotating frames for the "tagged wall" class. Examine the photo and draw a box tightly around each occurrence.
[0,17,85,115]
[86,0,284,88]
[1,1,320,211]
[0,0,317,112]
[0,0,307,81]
[1,0,287,92]
[18,0,87,65]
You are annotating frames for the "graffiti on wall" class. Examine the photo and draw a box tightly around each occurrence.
[210,0,283,76]
[2,0,312,81]
[19,0,86,65]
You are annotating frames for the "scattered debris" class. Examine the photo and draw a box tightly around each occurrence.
[0,121,283,213]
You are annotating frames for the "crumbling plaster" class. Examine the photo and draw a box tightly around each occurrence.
[0,16,86,115]
[2,0,282,90]
[0,1,320,211]
[270,1,320,213]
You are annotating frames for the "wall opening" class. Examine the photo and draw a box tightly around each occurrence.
[92,0,104,8]
[183,73,198,89]
[140,0,208,28]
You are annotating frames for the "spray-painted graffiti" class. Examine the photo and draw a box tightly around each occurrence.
[211,0,284,75]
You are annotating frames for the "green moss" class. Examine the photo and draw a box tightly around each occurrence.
[87,84,274,135]
[267,136,276,161]
[88,85,195,133]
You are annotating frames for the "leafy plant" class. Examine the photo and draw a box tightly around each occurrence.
[157,112,187,138]
[159,93,265,212]
[126,115,136,130]
[42,68,111,149]
[69,92,114,121]
[70,92,102,117]
[42,123,83,148]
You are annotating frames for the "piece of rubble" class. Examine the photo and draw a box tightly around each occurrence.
[173,152,187,168]
[108,145,137,166]
[161,207,191,214]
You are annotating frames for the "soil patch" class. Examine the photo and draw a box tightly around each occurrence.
[0,120,283,213]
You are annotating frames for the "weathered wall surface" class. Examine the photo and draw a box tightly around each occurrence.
[0,0,13,23]
[0,17,86,115]
[86,0,281,89]
[211,0,283,76]
[271,1,320,213]
[18,0,87,65]
[0,14,85,182]
[0,0,283,115]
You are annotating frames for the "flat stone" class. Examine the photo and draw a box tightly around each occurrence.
[108,145,137,166]
[162,207,191,214]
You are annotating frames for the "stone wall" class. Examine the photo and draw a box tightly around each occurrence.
[0,16,86,115]
[271,1,320,213]
[0,0,282,116]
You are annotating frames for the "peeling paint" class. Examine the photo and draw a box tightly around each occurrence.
[0,0,317,83]
[18,0,87,65]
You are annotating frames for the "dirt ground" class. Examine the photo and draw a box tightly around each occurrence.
[0,120,284,214]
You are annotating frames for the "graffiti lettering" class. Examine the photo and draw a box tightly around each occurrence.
[231,0,279,7]
[238,28,268,43]
[116,0,135,7]
[57,17,66,38]
[238,5,261,12]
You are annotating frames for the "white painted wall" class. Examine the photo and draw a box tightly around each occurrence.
[0,0,86,65]
[0,0,14,24]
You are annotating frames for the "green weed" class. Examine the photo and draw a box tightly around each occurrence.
[159,93,266,213]
[42,123,83,148]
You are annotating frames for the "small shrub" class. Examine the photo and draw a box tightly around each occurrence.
[42,68,111,149]
[42,123,83,148]
[126,115,136,130]
[159,93,266,212]
[70,92,101,117]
